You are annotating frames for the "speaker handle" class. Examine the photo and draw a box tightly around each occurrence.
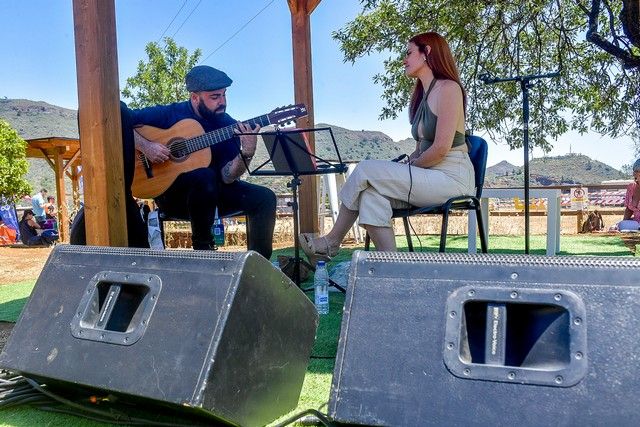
[443,286,588,387]
[71,271,162,346]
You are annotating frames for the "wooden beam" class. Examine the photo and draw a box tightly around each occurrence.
[289,0,320,234]
[73,0,127,246]
[26,137,81,161]
[38,149,56,170]
[53,152,70,242]
[63,150,82,180]
[64,149,81,173]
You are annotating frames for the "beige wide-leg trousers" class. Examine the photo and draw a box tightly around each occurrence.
[339,151,475,227]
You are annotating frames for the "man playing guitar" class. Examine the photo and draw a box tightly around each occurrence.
[129,65,276,257]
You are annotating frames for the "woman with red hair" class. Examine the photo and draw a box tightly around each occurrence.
[300,32,474,263]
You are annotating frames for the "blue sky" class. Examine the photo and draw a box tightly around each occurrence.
[1,0,636,170]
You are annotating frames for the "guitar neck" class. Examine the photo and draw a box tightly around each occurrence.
[184,115,272,155]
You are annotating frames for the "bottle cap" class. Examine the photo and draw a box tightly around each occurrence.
[317,260,326,267]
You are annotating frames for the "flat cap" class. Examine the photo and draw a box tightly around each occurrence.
[185,65,232,92]
[633,158,640,172]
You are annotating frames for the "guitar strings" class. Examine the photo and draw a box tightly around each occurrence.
[135,104,304,169]
[167,121,246,154]
[150,117,267,158]
[137,114,277,164]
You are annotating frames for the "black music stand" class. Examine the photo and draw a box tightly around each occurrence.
[244,127,347,291]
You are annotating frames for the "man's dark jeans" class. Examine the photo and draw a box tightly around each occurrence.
[155,167,277,259]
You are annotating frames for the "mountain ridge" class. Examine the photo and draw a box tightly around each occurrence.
[0,99,627,194]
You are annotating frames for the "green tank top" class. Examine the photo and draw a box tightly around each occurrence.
[410,79,467,154]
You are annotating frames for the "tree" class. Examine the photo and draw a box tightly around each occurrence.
[620,163,632,174]
[587,0,640,68]
[333,1,640,153]
[122,37,202,108]
[0,119,31,203]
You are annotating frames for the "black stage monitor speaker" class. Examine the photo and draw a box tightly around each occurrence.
[329,251,640,426]
[0,245,318,426]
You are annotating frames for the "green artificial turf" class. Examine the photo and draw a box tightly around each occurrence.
[0,234,635,426]
[0,281,35,322]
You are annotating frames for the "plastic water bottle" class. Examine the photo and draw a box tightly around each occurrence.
[212,218,225,246]
[314,261,330,315]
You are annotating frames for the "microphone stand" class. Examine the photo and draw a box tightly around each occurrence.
[480,71,559,254]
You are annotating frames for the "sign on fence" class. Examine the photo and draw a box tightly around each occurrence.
[570,187,588,210]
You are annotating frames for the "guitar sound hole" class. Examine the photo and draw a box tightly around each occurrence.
[172,148,186,158]
[168,139,188,162]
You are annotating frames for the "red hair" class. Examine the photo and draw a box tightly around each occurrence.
[408,32,466,123]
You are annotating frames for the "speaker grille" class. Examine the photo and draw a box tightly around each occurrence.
[360,250,640,269]
[57,245,236,261]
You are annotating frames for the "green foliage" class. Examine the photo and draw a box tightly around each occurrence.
[334,1,640,153]
[0,119,32,202]
[121,37,202,108]
[620,163,633,175]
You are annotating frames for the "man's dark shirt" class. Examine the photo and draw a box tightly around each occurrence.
[127,101,240,174]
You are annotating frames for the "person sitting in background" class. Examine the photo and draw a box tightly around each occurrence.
[19,209,58,246]
[617,159,640,231]
[299,31,474,263]
[45,195,57,220]
[31,188,49,223]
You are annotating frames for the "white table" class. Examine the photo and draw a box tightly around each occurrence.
[467,188,562,255]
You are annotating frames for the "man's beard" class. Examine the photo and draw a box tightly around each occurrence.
[197,100,225,122]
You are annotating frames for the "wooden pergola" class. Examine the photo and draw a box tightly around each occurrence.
[73,0,321,246]
[25,136,82,242]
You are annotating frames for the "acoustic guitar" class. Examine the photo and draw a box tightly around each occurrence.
[131,104,307,199]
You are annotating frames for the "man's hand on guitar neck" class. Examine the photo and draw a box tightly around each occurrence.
[234,121,260,159]
[221,121,261,184]
[134,128,171,163]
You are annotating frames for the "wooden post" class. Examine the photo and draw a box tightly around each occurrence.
[53,151,69,242]
[288,0,321,234]
[577,209,585,233]
[71,164,81,214]
[72,0,127,246]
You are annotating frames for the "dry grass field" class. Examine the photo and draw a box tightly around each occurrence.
[0,209,625,280]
